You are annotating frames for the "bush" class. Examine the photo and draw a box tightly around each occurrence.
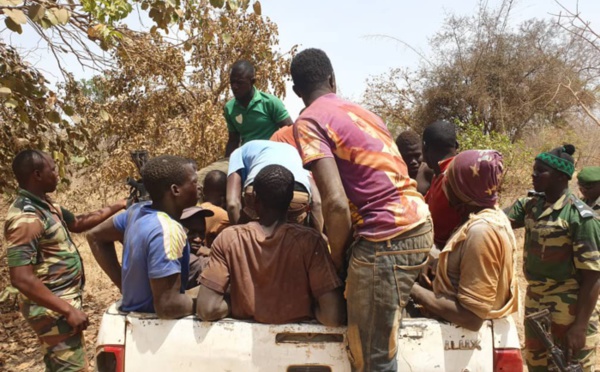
[455,119,533,205]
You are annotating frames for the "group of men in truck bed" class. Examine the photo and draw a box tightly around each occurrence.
[5,47,600,372]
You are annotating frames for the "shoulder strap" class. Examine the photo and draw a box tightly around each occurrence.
[570,195,595,219]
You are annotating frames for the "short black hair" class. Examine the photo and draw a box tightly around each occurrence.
[141,155,192,201]
[395,130,421,152]
[185,158,198,171]
[231,60,255,77]
[203,170,227,194]
[422,120,457,149]
[290,48,333,93]
[12,149,47,186]
[254,164,294,212]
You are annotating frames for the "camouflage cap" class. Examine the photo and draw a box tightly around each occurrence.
[577,166,600,184]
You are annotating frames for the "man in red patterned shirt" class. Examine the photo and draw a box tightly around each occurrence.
[291,48,433,372]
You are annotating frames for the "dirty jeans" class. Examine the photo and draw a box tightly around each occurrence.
[346,218,433,372]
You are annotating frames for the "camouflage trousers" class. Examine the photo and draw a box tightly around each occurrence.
[524,284,599,372]
[345,218,433,372]
[21,296,88,372]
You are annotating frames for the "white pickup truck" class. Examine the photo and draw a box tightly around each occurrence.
[95,302,523,372]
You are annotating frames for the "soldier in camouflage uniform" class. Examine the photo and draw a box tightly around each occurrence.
[5,150,126,372]
[578,166,600,212]
[507,145,600,372]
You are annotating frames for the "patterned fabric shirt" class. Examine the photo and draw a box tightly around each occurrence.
[507,191,600,295]
[5,189,83,316]
[583,196,600,212]
[294,93,430,241]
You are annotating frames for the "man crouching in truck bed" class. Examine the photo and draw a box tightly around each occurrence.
[196,164,346,326]
[87,155,199,318]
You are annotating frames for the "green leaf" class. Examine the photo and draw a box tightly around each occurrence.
[71,156,86,164]
[5,98,18,108]
[4,17,23,34]
[45,9,59,25]
[3,9,28,24]
[62,105,74,116]
[55,8,70,25]
[141,2,149,10]
[28,4,46,22]
[53,150,65,162]
[252,1,261,15]
[39,18,52,29]
[226,0,238,11]
[46,111,61,123]
[222,33,231,44]
[0,86,11,96]
[210,0,224,8]
[99,109,110,121]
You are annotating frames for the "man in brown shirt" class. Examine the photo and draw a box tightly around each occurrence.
[196,164,345,325]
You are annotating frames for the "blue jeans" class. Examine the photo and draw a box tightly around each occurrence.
[346,218,433,372]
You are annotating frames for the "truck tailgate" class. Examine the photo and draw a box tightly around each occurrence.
[118,313,496,371]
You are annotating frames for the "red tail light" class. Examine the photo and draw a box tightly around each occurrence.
[494,348,523,372]
[96,345,125,372]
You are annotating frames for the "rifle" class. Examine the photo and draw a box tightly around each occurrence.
[126,150,150,208]
[525,309,583,372]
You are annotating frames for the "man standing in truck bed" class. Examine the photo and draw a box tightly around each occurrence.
[290,48,433,372]
[223,60,293,157]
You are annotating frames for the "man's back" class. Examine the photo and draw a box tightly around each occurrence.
[229,140,311,192]
[200,222,341,324]
[295,93,429,240]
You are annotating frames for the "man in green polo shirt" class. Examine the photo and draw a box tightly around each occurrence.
[223,60,293,157]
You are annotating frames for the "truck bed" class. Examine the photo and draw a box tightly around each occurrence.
[96,302,522,371]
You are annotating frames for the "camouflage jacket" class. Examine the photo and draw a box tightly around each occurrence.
[583,196,600,212]
[4,189,84,315]
[508,190,600,295]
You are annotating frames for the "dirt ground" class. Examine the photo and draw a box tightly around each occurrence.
[0,213,598,371]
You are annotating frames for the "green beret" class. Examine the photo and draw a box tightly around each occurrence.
[577,166,600,183]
